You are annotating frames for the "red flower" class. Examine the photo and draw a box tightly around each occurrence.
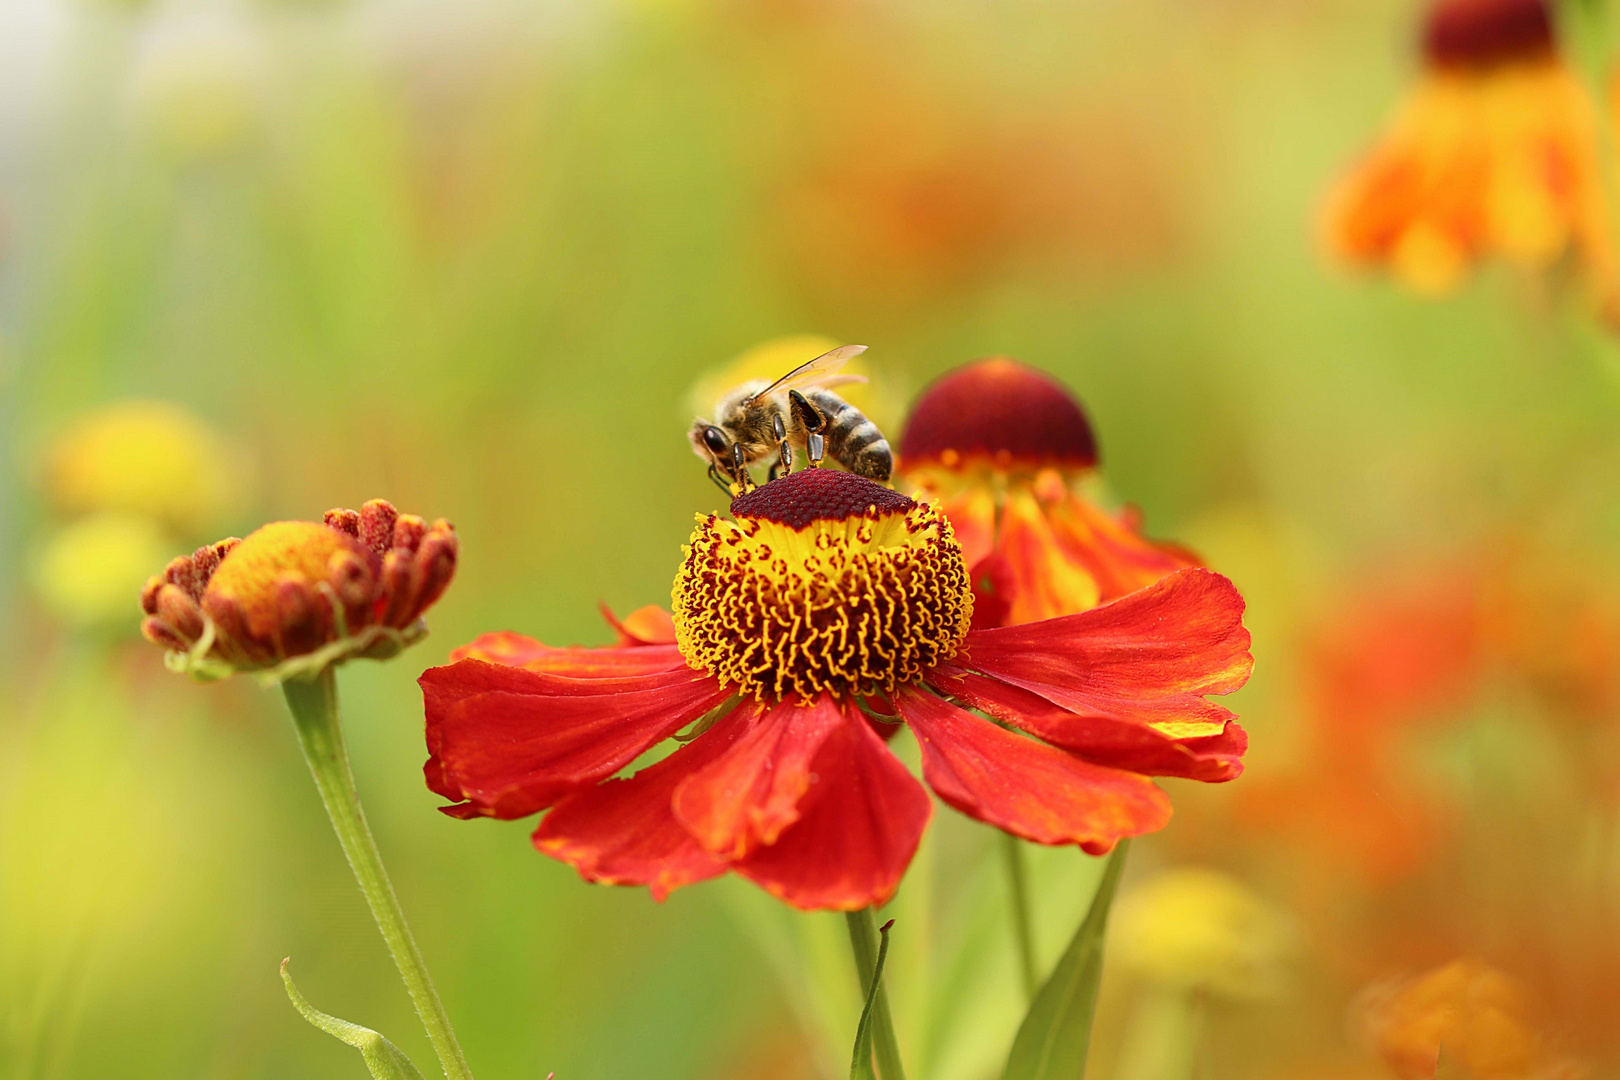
[421,469,1250,911]
[899,358,1197,629]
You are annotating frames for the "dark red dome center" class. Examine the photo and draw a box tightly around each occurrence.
[730,468,914,529]
[898,357,1098,471]
[1424,0,1554,68]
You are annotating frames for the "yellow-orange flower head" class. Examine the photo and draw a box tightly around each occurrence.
[1322,0,1618,306]
[672,469,972,702]
[140,499,457,682]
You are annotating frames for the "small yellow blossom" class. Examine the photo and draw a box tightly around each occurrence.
[1110,867,1295,999]
[45,400,245,535]
[31,512,174,628]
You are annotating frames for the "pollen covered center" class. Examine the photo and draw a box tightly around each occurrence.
[673,470,973,701]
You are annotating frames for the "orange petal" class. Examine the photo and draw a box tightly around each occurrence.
[600,603,679,646]
[999,489,1100,623]
[450,630,687,678]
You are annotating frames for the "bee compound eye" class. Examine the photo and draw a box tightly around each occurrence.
[703,427,729,455]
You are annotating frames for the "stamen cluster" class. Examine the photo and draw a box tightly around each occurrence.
[672,469,972,701]
[140,499,456,680]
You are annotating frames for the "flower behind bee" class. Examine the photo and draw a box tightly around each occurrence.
[1321,0,1617,310]
[899,357,1197,628]
[140,499,457,683]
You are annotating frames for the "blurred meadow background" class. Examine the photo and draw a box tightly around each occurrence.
[5,0,1620,1077]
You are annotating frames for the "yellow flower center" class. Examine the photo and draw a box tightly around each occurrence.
[204,521,366,641]
[672,469,973,701]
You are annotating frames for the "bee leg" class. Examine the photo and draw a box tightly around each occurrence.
[731,443,755,494]
[772,413,793,478]
[789,391,826,468]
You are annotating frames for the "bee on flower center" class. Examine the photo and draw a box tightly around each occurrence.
[688,344,893,493]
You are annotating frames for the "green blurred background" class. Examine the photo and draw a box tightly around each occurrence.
[5,0,1620,1077]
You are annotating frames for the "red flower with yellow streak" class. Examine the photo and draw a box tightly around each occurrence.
[1322,0,1617,304]
[421,468,1250,911]
[899,358,1197,630]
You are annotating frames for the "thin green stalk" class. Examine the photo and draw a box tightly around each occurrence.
[845,908,907,1080]
[282,669,474,1080]
[1001,833,1038,1001]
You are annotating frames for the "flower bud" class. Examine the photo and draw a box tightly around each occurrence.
[139,500,458,683]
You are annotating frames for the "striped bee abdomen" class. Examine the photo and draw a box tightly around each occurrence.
[804,389,893,482]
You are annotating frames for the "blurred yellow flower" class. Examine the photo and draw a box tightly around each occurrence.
[1359,959,1585,1080]
[1110,867,1295,999]
[31,512,174,629]
[1322,0,1616,310]
[45,400,244,535]
[127,19,259,160]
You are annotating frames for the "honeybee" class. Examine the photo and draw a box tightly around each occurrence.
[689,344,893,493]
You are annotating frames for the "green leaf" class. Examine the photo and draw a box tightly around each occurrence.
[850,918,896,1080]
[281,959,429,1080]
[1000,841,1129,1080]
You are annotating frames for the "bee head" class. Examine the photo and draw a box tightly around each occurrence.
[689,419,732,465]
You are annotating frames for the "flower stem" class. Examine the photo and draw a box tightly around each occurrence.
[282,668,474,1080]
[1001,833,1038,1001]
[845,908,907,1080]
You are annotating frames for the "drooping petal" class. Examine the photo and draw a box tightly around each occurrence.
[673,694,844,858]
[450,630,686,678]
[926,664,1246,782]
[533,707,751,901]
[420,658,733,818]
[734,699,931,911]
[1045,489,1199,604]
[959,568,1252,739]
[999,488,1101,623]
[898,687,1170,853]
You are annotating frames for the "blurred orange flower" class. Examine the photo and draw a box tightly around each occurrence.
[899,358,1197,629]
[1322,0,1616,309]
[1358,959,1584,1080]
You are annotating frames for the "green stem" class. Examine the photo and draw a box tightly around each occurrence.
[282,669,474,1080]
[1001,833,1038,1001]
[845,908,907,1080]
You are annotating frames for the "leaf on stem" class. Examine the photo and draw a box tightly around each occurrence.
[850,918,896,1080]
[1000,841,1129,1080]
[281,958,429,1080]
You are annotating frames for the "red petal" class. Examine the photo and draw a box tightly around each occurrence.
[420,658,732,818]
[673,694,844,858]
[734,700,932,911]
[898,686,1171,851]
[600,604,679,646]
[926,664,1246,782]
[450,630,686,678]
[959,568,1252,740]
[533,708,748,901]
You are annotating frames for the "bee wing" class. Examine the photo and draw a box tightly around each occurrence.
[751,344,870,401]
